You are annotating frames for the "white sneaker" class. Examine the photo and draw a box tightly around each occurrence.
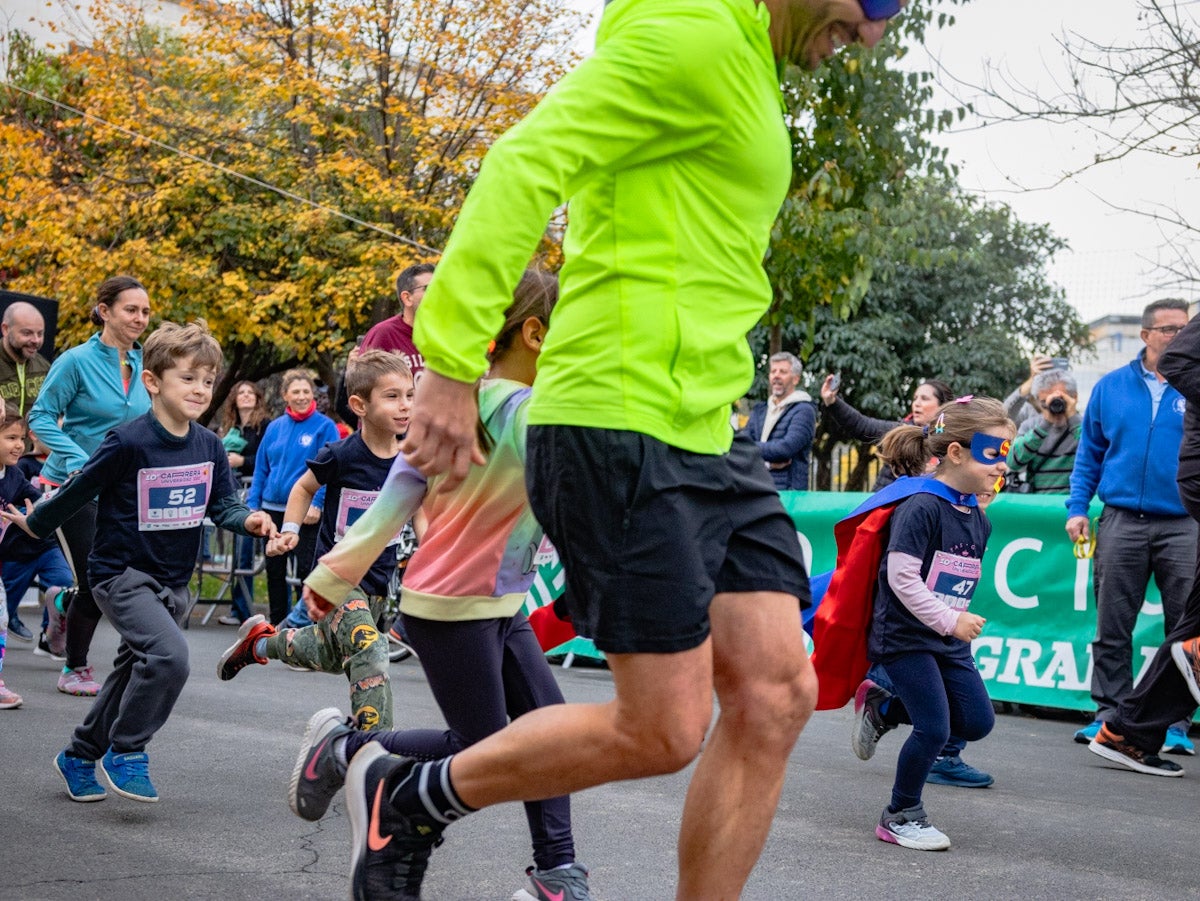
[217,615,242,626]
[876,804,951,851]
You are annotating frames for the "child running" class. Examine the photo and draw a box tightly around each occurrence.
[216,350,415,731]
[288,270,592,901]
[850,396,1013,851]
[2,322,276,802]
[0,403,37,708]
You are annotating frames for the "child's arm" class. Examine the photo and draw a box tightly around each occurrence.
[886,552,985,640]
[305,454,427,616]
[4,434,121,538]
[268,470,321,556]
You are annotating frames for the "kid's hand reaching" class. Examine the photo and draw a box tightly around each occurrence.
[303,585,334,622]
[1,500,36,538]
[267,531,299,557]
[244,510,277,540]
[952,612,986,642]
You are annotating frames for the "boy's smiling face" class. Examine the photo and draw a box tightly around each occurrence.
[358,372,415,437]
[144,354,217,434]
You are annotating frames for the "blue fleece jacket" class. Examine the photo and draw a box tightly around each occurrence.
[246,412,339,511]
[27,334,151,486]
[1067,353,1188,518]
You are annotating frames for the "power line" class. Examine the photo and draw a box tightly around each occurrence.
[0,78,441,256]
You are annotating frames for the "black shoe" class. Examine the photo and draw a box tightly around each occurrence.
[346,744,445,901]
[8,617,33,642]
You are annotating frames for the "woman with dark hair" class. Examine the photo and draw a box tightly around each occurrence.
[215,381,271,625]
[818,377,954,490]
[27,275,152,696]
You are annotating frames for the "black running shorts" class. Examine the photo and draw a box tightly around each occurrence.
[526,426,810,655]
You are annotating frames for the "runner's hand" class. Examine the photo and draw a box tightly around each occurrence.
[401,368,487,492]
[303,585,334,622]
[952,612,985,642]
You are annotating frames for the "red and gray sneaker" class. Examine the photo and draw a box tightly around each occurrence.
[346,744,445,901]
[1089,723,1184,777]
[289,707,357,821]
[851,679,895,761]
[512,862,592,901]
[216,614,275,681]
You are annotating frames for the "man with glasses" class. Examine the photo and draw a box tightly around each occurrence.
[1067,298,1196,755]
[296,0,905,898]
[359,263,435,381]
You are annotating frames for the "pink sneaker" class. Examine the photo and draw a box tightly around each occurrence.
[58,666,101,697]
[0,680,23,709]
[45,588,73,657]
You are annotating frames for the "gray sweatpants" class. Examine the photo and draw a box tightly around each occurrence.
[69,568,191,759]
[1090,506,1197,722]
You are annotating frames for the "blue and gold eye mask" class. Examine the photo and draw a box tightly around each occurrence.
[970,433,1011,464]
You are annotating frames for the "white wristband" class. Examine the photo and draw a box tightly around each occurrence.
[280,522,302,535]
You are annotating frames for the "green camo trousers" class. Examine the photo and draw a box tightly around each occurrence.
[265,594,392,730]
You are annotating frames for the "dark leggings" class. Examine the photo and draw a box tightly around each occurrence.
[264,509,318,625]
[883,650,995,811]
[345,612,575,870]
[56,500,102,671]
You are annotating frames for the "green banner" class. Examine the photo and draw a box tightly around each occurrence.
[524,491,1170,713]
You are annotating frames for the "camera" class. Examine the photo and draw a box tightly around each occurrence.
[1047,396,1067,415]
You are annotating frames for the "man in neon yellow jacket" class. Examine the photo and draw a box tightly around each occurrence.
[306,1,903,897]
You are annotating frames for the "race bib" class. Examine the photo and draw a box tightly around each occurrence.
[334,489,405,546]
[924,551,981,612]
[137,463,213,531]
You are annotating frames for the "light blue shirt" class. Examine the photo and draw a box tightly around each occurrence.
[1140,355,1167,420]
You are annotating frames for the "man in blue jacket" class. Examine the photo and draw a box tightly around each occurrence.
[742,352,816,491]
[1067,298,1196,752]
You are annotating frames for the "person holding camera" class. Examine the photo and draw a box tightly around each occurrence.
[1005,369,1081,494]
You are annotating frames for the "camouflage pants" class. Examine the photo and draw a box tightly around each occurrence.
[266,593,392,730]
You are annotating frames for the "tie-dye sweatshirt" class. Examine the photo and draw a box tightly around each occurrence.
[304,379,543,621]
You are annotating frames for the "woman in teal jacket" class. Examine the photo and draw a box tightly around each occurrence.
[27,275,151,697]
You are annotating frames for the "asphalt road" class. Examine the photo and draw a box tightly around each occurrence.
[2,611,1196,900]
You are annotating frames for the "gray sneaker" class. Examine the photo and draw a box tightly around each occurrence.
[289,707,357,820]
[512,862,592,901]
[875,804,951,851]
[851,679,895,761]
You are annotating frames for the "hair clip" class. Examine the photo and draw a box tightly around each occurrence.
[922,424,930,437]
[486,339,497,355]
[933,412,946,434]
[954,394,975,404]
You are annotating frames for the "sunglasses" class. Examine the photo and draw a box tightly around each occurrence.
[860,0,903,21]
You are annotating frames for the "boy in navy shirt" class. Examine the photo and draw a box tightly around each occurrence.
[217,351,414,732]
[3,322,275,803]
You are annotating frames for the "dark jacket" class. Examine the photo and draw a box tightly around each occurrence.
[822,398,908,491]
[743,392,816,491]
[1159,317,1200,511]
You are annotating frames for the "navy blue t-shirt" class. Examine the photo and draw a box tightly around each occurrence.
[0,464,51,563]
[868,492,991,660]
[26,413,248,587]
[307,432,401,597]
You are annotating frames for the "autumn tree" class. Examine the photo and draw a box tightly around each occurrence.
[0,0,584,410]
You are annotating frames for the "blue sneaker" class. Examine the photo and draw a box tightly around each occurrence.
[55,750,107,802]
[926,755,994,788]
[1162,726,1196,756]
[101,749,159,802]
[1073,719,1102,744]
